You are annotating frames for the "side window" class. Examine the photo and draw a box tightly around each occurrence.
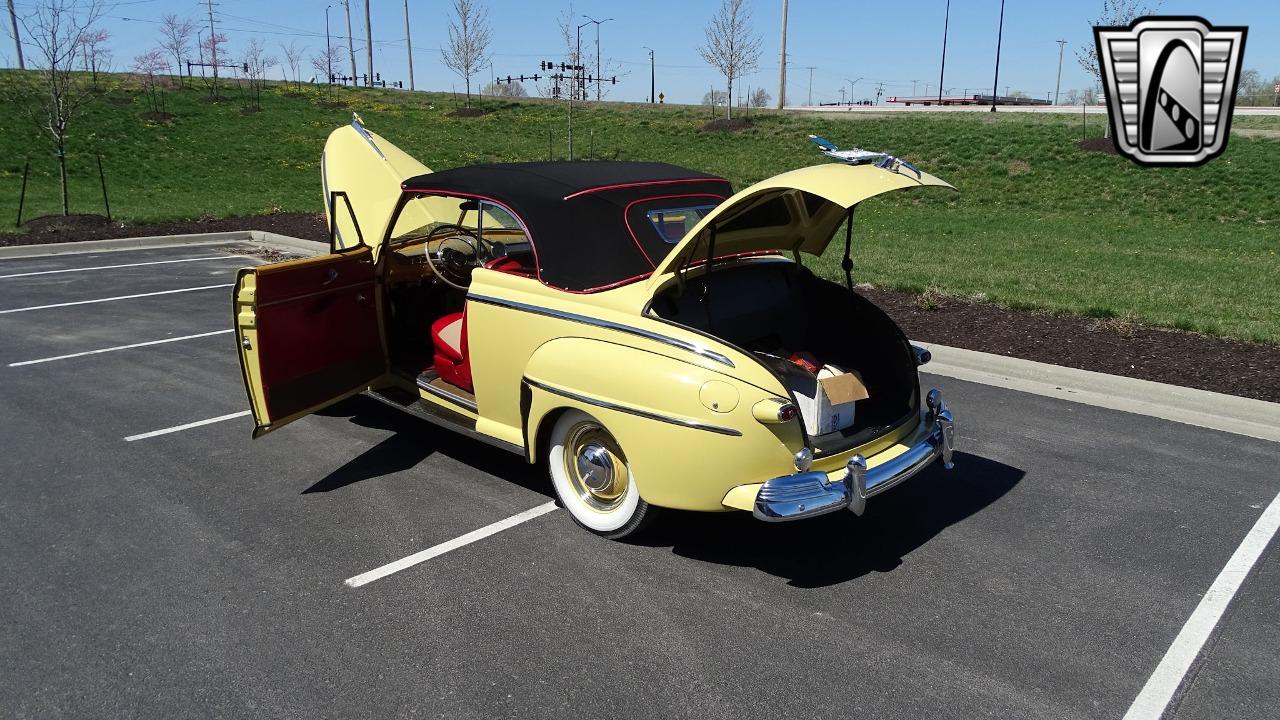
[328,191,365,252]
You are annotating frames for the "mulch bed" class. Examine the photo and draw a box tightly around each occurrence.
[702,118,753,132]
[2,213,1276,402]
[1078,137,1119,154]
[3,212,327,247]
[860,287,1280,403]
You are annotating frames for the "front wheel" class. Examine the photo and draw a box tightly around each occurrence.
[547,410,656,539]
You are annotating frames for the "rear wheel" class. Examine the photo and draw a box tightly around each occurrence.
[547,410,656,539]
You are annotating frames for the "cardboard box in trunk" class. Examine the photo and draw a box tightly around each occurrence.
[793,366,870,435]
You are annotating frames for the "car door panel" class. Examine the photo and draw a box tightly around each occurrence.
[235,246,386,436]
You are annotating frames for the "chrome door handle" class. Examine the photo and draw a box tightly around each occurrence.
[322,268,338,285]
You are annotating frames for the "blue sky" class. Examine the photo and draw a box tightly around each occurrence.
[6,0,1277,105]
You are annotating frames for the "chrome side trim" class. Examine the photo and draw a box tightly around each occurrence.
[468,294,735,368]
[524,378,742,437]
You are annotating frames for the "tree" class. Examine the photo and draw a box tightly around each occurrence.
[749,87,770,107]
[241,38,277,111]
[131,49,170,114]
[698,0,761,119]
[6,0,105,216]
[200,30,228,98]
[310,45,344,99]
[78,27,109,90]
[483,81,527,97]
[157,14,193,86]
[280,40,306,91]
[702,89,728,107]
[1076,1,1160,87]
[440,0,491,108]
[1061,88,1083,105]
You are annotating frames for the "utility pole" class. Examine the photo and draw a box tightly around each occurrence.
[6,0,23,70]
[325,4,333,82]
[343,0,357,83]
[776,0,788,109]
[403,0,414,91]
[206,0,218,92]
[363,0,373,87]
[1053,39,1067,105]
[938,0,950,103]
[643,46,654,103]
[838,86,845,105]
[806,66,815,106]
[990,0,1006,112]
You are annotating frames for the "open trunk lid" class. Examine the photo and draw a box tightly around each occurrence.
[646,162,955,289]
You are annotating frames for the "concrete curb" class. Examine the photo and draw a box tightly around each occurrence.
[0,230,325,259]
[917,341,1280,444]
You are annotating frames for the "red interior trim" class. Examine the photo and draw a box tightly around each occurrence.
[563,177,729,201]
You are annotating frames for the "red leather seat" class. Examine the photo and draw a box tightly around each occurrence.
[431,310,471,392]
[484,256,533,277]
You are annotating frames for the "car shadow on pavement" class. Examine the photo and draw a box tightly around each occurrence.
[635,451,1023,589]
[304,394,553,499]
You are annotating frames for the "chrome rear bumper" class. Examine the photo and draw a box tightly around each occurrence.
[753,389,955,522]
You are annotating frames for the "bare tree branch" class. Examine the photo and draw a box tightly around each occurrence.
[440,0,491,108]
[699,0,761,120]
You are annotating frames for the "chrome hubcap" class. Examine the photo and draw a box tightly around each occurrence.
[576,443,614,492]
[562,422,629,511]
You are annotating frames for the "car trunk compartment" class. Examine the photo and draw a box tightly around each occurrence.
[650,260,919,455]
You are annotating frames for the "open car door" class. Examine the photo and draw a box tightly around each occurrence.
[234,241,387,438]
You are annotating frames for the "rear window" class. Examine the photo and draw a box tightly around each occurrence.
[646,205,717,244]
[626,195,725,267]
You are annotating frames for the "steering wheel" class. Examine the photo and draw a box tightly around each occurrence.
[423,224,498,290]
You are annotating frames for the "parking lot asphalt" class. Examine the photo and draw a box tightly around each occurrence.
[1,245,1277,719]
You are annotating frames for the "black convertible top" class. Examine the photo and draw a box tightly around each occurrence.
[401,161,732,291]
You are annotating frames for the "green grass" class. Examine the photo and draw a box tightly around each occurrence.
[1,71,1278,343]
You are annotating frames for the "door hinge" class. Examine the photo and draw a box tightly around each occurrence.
[241,337,252,350]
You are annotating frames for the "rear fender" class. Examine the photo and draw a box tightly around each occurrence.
[522,337,802,511]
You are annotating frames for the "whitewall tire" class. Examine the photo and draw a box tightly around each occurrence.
[547,409,656,539]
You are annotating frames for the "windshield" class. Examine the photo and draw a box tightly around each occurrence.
[388,194,529,247]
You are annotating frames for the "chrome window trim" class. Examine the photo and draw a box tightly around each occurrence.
[468,294,735,368]
[524,378,743,437]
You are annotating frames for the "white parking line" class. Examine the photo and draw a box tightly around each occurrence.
[8,329,233,367]
[1123,488,1280,720]
[123,410,251,442]
[0,284,232,314]
[0,255,242,279]
[344,501,559,588]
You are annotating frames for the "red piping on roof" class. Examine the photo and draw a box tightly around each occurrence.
[562,177,729,201]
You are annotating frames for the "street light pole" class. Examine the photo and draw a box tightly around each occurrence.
[845,77,861,106]
[938,0,950,103]
[990,0,1005,112]
[1054,39,1067,105]
[583,16,612,102]
[643,46,655,103]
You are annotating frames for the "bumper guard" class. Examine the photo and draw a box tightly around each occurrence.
[753,388,955,522]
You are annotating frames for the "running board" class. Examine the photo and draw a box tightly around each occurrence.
[364,387,523,455]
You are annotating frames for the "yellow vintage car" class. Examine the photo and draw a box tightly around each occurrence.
[233,119,956,539]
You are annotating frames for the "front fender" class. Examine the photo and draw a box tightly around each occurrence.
[523,337,803,511]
